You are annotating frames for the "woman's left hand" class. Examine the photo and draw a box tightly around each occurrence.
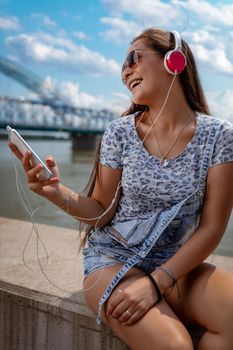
[106,276,159,325]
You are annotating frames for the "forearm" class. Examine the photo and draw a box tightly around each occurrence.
[47,183,109,226]
[151,225,224,294]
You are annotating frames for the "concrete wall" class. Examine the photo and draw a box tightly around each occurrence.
[0,217,232,350]
[0,287,128,350]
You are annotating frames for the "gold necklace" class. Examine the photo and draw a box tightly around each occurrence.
[150,114,194,166]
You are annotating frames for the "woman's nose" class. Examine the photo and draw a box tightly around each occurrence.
[122,67,133,85]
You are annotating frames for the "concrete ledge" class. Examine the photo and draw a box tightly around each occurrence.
[0,217,232,350]
[0,217,129,349]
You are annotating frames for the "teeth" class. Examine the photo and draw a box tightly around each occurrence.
[130,79,142,90]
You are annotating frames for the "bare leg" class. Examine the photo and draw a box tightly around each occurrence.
[83,265,193,350]
[165,263,233,350]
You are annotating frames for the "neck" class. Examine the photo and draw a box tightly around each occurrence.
[145,79,193,129]
[146,105,194,131]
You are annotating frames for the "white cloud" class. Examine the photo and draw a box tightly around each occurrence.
[31,13,57,27]
[43,16,56,27]
[185,29,216,46]
[35,32,77,50]
[191,43,233,75]
[43,77,102,108]
[101,0,233,37]
[100,17,143,44]
[102,0,180,23]
[73,31,90,40]
[105,91,130,113]
[102,0,233,31]
[40,76,129,114]
[174,0,233,28]
[183,28,233,76]
[100,0,184,44]
[6,33,120,76]
[207,89,233,123]
[0,16,20,30]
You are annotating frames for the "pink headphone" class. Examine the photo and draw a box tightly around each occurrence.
[164,30,187,75]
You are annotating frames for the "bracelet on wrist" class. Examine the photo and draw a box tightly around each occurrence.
[146,273,162,304]
[59,198,68,209]
[156,266,176,287]
[58,188,73,213]
[156,266,181,299]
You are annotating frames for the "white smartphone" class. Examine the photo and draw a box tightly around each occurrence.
[7,125,53,180]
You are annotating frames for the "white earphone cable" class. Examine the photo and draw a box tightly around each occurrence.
[10,73,177,294]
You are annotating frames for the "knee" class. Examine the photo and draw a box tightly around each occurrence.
[163,332,194,350]
[167,340,193,350]
[146,328,193,350]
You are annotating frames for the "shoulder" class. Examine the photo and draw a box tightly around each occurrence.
[101,113,136,150]
[197,113,233,142]
[103,113,136,140]
[197,114,233,167]
[107,113,135,130]
[197,113,233,131]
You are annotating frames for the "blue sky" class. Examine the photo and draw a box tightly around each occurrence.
[0,0,233,121]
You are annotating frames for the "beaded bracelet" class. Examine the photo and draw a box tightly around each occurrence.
[146,273,162,304]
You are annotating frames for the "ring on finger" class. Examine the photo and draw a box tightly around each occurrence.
[125,309,132,317]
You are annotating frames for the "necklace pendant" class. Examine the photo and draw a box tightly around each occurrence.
[160,159,168,167]
[160,159,165,166]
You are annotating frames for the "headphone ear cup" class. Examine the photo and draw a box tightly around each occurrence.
[164,50,187,75]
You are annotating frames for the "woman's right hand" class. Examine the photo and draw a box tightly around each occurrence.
[9,142,60,200]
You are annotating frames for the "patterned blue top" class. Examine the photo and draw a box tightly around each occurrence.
[99,112,233,225]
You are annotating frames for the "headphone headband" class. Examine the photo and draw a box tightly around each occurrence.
[171,30,182,51]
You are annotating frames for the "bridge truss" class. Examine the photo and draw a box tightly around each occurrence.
[0,96,115,133]
[0,56,117,133]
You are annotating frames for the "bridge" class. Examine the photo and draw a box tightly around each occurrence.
[0,56,117,149]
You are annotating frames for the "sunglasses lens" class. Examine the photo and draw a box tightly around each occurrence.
[128,50,136,68]
[121,50,138,74]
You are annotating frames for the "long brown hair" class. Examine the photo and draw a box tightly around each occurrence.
[79,28,210,246]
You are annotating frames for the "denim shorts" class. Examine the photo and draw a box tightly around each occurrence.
[83,239,179,279]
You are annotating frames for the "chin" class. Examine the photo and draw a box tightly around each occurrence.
[131,93,143,104]
[132,96,148,106]
[131,89,151,105]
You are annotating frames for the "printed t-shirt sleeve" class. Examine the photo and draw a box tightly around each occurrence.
[99,120,123,169]
[210,120,233,167]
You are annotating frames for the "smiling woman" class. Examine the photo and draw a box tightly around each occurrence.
[8,27,233,350]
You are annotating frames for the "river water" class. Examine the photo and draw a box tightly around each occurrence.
[0,138,232,257]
